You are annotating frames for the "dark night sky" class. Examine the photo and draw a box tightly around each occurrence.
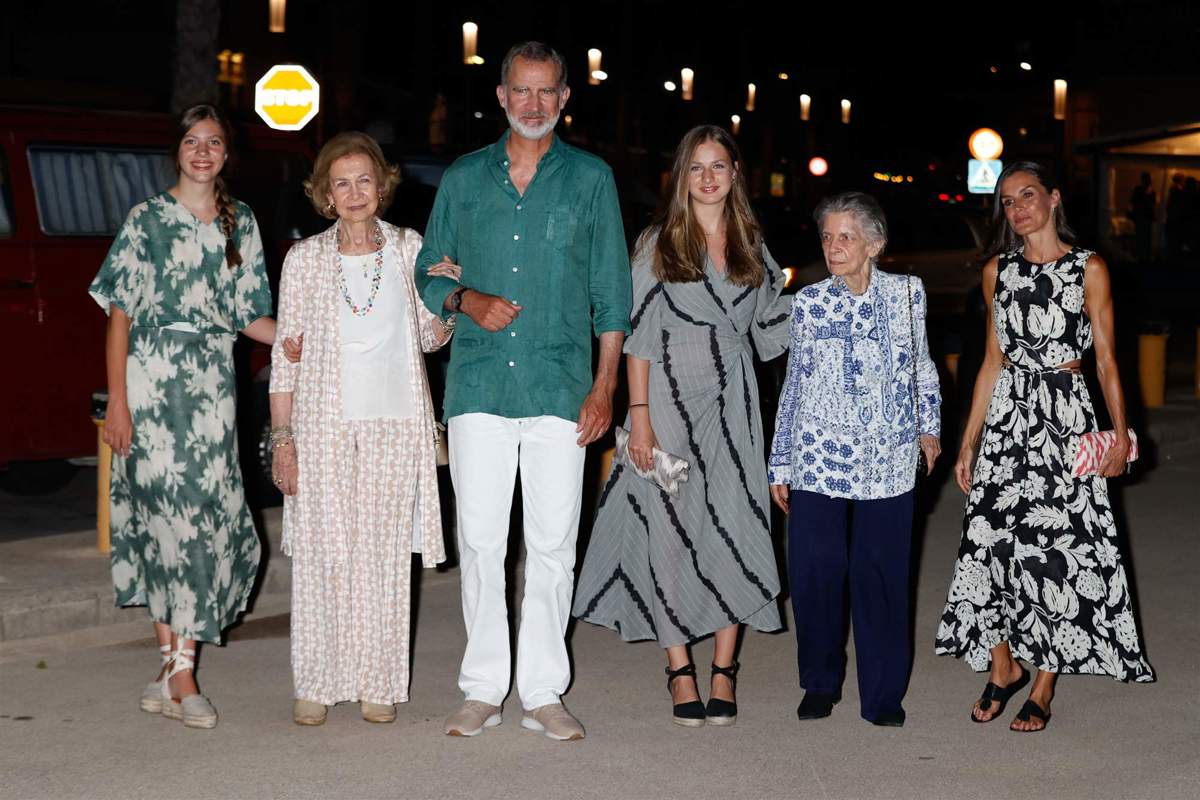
[3,0,1198,202]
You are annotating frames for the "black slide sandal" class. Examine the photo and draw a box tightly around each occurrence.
[970,664,1030,723]
[1012,698,1051,733]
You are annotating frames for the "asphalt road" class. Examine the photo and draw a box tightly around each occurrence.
[2,453,1197,800]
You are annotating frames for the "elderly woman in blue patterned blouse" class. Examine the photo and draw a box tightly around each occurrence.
[768,191,941,727]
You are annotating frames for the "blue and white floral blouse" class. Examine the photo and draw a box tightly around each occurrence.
[768,269,941,500]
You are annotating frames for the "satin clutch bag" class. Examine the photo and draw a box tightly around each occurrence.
[1072,429,1138,477]
[614,426,690,496]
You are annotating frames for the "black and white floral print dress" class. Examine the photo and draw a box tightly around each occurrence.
[935,247,1154,682]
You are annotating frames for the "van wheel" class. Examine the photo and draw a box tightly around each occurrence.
[0,460,79,496]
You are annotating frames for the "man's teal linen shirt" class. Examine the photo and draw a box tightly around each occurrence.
[415,132,633,423]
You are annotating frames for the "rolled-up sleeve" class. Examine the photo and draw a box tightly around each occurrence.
[414,177,462,320]
[767,296,806,485]
[912,277,942,437]
[270,246,303,394]
[586,171,633,337]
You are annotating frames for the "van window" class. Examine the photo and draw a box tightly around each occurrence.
[0,148,13,236]
[28,145,175,236]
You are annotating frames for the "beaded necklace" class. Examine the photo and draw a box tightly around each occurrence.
[336,222,385,316]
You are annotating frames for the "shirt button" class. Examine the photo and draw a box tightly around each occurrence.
[512,266,519,272]
[516,204,523,210]
[510,331,517,337]
[513,234,520,240]
[508,360,515,367]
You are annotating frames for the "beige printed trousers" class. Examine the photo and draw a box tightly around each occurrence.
[290,418,421,706]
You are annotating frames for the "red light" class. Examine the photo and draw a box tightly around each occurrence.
[927,163,936,171]
[955,194,964,202]
[937,193,950,202]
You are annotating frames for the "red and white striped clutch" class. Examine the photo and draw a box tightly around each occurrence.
[1072,429,1138,477]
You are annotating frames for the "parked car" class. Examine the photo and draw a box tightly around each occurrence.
[0,105,314,495]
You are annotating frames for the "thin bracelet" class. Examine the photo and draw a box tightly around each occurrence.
[629,402,649,408]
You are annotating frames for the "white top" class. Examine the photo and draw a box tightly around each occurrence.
[338,249,416,421]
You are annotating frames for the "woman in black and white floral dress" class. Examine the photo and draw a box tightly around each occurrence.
[935,162,1154,733]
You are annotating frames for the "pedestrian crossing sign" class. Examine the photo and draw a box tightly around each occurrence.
[968,159,1002,194]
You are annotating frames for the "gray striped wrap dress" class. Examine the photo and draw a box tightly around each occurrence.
[573,236,791,647]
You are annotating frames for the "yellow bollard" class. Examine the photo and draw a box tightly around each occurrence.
[93,418,111,553]
[1137,332,1168,408]
[1195,327,1200,398]
[944,353,960,386]
[597,446,616,495]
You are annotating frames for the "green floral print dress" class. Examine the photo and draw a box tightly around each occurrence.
[89,192,273,644]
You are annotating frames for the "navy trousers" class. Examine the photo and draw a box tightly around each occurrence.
[788,489,914,721]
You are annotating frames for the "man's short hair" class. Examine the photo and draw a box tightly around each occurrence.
[500,41,567,89]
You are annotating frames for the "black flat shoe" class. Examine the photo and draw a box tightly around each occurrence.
[666,663,705,728]
[1011,699,1051,733]
[970,664,1030,723]
[705,662,739,726]
[868,707,906,727]
[796,691,839,721]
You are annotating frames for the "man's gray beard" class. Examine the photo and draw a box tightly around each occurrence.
[507,110,559,141]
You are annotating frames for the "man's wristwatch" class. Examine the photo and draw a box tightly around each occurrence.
[447,286,469,312]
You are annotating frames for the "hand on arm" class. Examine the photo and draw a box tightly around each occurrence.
[1085,255,1131,477]
[576,331,624,446]
[103,307,133,457]
[955,258,1003,493]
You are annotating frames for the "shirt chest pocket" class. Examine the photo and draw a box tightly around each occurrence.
[544,206,580,254]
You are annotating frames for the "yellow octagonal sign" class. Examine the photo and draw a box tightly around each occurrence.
[255,64,320,131]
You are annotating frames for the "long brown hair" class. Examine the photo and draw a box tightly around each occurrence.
[650,125,763,287]
[983,160,1076,260]
[172,104,242,268]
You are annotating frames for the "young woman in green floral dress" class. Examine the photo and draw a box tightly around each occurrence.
[89,105,288,729]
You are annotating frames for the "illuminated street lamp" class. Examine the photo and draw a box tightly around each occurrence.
[663,80,676,92]
[588,49,602,86]
[268,0,286,33]
[681,68,694,101]
[799,93,811,121]
[841,98,851,124]
[462,22,480,66]
[731,114,741,135]
[968,127,1004,160]
[809,156,829,177]
[1053,79,1068,121]
[1019,61,1032,71]
[745,83,756,112]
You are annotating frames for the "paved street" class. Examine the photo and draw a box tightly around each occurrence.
[1,450,1197,800]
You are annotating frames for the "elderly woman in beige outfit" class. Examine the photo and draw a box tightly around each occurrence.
[269,132,459,725]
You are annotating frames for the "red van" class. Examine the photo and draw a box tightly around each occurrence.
[0,106,315,493]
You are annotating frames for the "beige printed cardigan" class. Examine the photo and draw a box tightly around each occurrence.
[269,220,448,566]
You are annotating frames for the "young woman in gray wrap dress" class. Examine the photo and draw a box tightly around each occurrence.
[573,125,790,727]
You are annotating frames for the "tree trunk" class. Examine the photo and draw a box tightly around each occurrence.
[171,0,220,114]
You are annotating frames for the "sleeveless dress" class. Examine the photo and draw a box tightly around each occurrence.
[934,247,1154,681]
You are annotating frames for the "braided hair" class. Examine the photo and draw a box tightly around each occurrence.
[213,175,242,268]
[173,104,243,268]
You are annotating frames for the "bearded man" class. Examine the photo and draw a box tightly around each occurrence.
[415,40,632,742]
